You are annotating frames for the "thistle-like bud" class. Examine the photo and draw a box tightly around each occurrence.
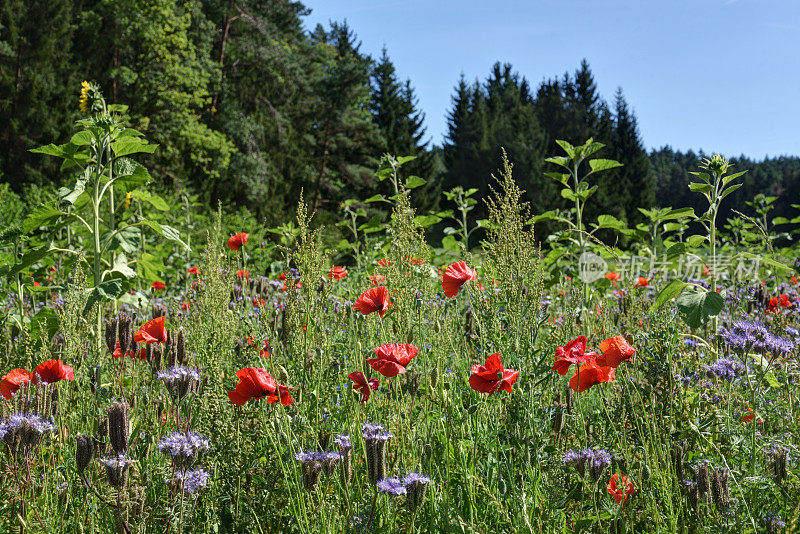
[101,454,132,488]
[107,402,129,455]
[335,434,353,486]
[402,372,422,396]
[565,388,574,414]
[176,329,186,364]
[76,435,94,475]
[695,461,710,500]
[104,318,117,353]
[117,312,131,355]
[686,481,700,513]
[711,466,730,509]
[429,367,439,390]
[152,303,167,321]
[671,443,685,482]
[551,407,566,435]
[404,472,432,512]
[363,423,392,485]
[768,446,788,484]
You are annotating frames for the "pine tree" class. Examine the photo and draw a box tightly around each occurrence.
[0,0,78,189]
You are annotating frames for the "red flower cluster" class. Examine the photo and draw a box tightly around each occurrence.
[1,360,75,399]
[767,294,792,313]
[227,367,293,406]
[368,274,387,286]
[469,353,519,395]
[353,286,390,318]
[553,335,635,392]
[634,276,649,288]
[607,473,635,504]
[236,269,250,279]
[441,261,477,298]
[367,343,419,377]
[187,266,201,275]
[151,280,165,291]
[133,316,167,344]
[349,372,379,402]
[227,232,249,251]
[328,266,347,280]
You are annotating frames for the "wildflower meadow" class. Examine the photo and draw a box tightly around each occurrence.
[1,79,800,533]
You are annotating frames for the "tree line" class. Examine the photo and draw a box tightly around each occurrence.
[2,0,798,239]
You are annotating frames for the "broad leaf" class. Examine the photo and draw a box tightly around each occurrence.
[83,278,126,314]
[650,279,687,311]
[676,290,724,329]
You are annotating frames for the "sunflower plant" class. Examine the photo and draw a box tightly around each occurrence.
[16,82,188,347]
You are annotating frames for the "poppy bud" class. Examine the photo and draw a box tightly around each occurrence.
[551,408,565,435]
[104,318,117,353]
[429,367,439,390]
[107,402,129,455]
[356,342,362,353]
[671,443,685,482]
[406,330,414,344]
[76,435,94,475]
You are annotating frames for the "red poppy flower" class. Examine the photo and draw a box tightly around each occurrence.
[378,259,391,267]
[227,367,288,406]
[779,294,792,307]
[258,340,272,358]
[349,371,379,402]
[187,266,200,275]
[442,261,477,298]
[595,336,636,368]
[281,281,301,291]
[328,266,347,279]
[701,265,711,277]
[277,272,287,281]
[112,340,124,359]
[227,232,249,251]
[552,336,597,375]
[367,343,419,377]
[1,369,34,400]
[33,281,41,287]
[792,276,798,285]
[236,269,250,279]
[192,279,203,289]
[252,297,265,308]
[152,281,165,291]
[569,360,615,392]
[267,384,295,406]
[33,359,75,384]
[469,353,519,395]
[369,274,387,286]
[353,286,390,318]
[133,316,167,344]
[607,474,635,504]
[181,302,191,311]
[634,277,649,287]
[605,272,619,281]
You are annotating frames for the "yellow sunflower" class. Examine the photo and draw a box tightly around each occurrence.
[79,80,91,112]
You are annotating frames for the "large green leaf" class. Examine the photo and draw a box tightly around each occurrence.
[110,139,158,158]
[113,158,152,190]
[83,278,126,314]
[28,307,59,346]
[650,279,687,311]
[8,244,57,276]
[587,159,622,174]
[676,290,724,329]
[405,176,426,189]
[129,190,169,211]
[22,205,75,234]
[108,253,136,280]
[137,252,165,281]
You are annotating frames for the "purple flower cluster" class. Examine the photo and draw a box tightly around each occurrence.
[158,431,210,466]
[377,477,407,495]
[99,453,132,469]
[704,357,743,382]
[0,413,55,441]
[173,468,210,494]
[718,320,795,355]
[564,448,612,480]
[362,422,393,441]
[334,433,352,451]
[295,451,342,465]
[156,366,201,383]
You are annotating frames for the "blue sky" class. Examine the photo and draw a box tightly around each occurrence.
[303,0,800,158]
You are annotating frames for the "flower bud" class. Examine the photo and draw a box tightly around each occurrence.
[107,402,129,455]
[76,435,94,475]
